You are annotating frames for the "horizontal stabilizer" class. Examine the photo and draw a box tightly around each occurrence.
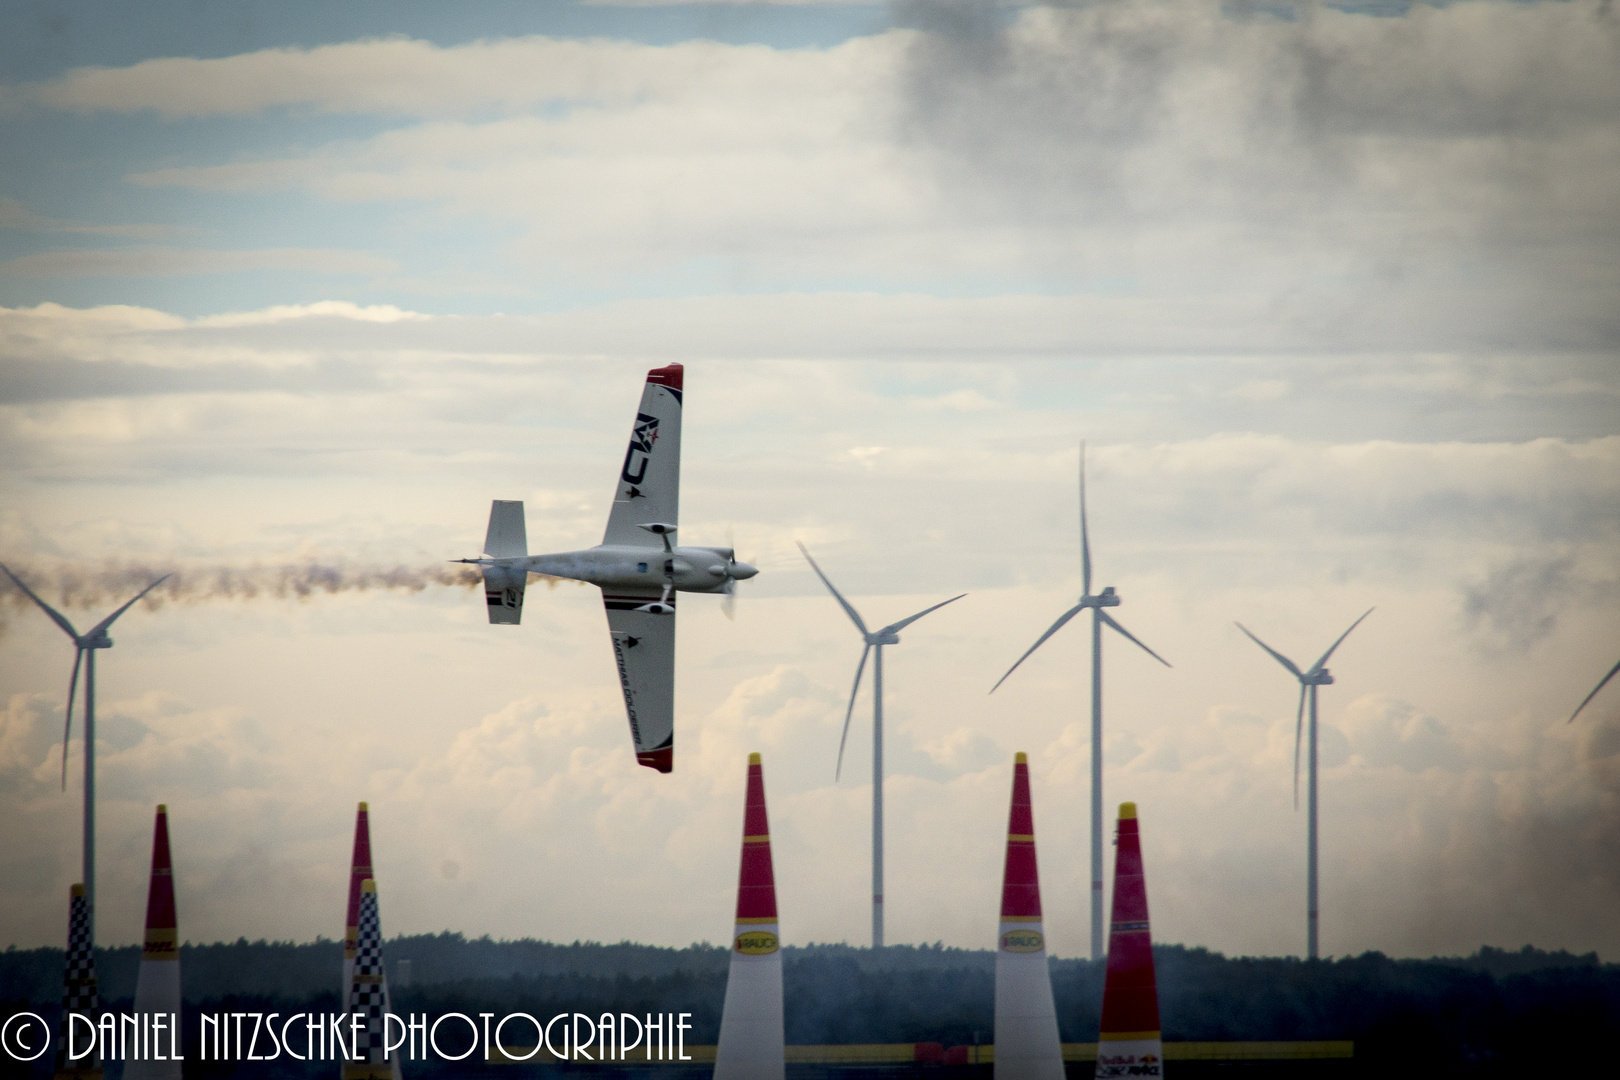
[484,565,526,625]
[484,500,528,558]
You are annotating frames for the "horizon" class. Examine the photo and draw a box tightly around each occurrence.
[3,0,1618,962]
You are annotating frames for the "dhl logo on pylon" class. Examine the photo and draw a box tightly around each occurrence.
[1095,802,1163,1079]
[993,753,1064,1080]
[713,753,785,1080]
[140,805,178,960]
[127,805,182,1080]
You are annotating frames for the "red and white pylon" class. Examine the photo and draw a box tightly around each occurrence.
[126,805,181,1080]
[994,753,1064,1080]
[1095,802,1162,1078]
[714,753,785,1080]
[342,801,374,1013]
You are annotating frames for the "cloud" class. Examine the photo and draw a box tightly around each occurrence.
[32,35,840,119]
[1338,694,1470,774]
[14,4,1614,345]
[0,197,174,240]
[0,248,397,280]
[894,0,1620,345]
[1462,555,1579,652]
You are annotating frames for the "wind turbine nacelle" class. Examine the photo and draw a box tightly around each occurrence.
[870,632,901,646]
[1313,669,1335,686]
[86,633,113,649]
[1097,586,1121,607]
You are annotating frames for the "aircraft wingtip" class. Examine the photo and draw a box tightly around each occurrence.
[646,364,684,391]
[638,747,674,773]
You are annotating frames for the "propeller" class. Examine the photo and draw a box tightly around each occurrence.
[719,527,756,621]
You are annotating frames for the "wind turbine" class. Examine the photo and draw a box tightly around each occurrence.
[1568,656,1620,723]
[1,563,170,943]
[797,542,965,948]
[990,444,1170,961]
[1234,608,1373,960]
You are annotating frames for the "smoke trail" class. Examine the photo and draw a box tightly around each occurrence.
[0,558,575,637]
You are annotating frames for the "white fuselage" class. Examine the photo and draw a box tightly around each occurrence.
[527,544,751,593]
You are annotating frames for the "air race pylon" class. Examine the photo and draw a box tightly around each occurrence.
[713,753,785,1080]
[125,806,181,1080]
[343,801,374,1012]
[343,880,399,1080]
[994,753,1064,1080]
[1095,802,1162,1078]
[53,884,101,1080]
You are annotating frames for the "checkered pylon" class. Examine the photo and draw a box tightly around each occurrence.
[54,884,103,1080]
[342,880,397,1080]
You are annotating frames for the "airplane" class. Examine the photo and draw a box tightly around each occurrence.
[457,363,757,773]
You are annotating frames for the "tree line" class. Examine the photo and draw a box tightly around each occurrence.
[3,939,1615,1076]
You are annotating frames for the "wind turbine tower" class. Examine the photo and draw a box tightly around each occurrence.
[2,563,170,943]
[990,445,1170,961]
[1235,608,1373,960]
[798,542,964,948]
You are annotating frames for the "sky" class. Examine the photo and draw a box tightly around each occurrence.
[1,0,1618,963]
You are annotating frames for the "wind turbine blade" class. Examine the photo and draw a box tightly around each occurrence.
[990,602,1087,693]
[1099,611,1172,668]
[1293,684,1306,811]
[1235,622,1304,679]
[61,647,83,792]
[85,574,173,640]
[1308,607,1375,675]
[1569,656,1620,724]
[1079,442,1092,597]
[797,542,869,636]
[0,563,82,641]
[836,644,871,781]
[880,593,967,636]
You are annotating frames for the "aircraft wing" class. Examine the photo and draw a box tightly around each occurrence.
[603,590,676,772]
[603,364,683,547]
